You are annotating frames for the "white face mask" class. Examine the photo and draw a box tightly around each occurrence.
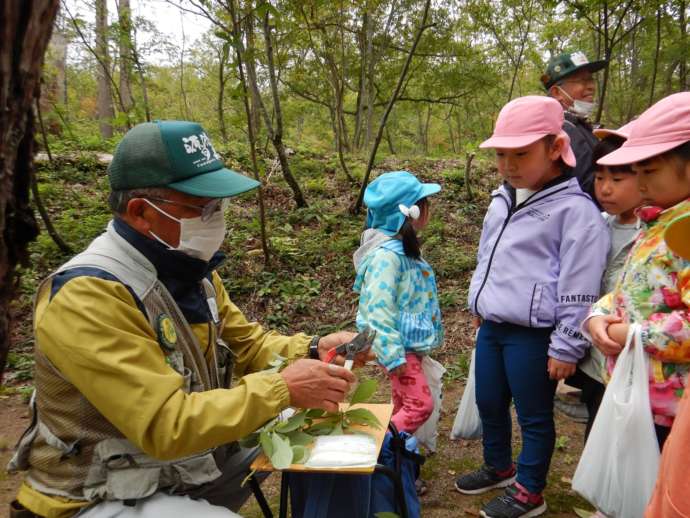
[144,199,227,262]
[557,86,595,118]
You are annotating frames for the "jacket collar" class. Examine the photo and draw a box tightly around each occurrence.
[564,110,592,129]
[636,198,690,226]
[499,173,575,208]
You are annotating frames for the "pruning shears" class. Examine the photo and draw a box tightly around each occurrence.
[323,327,376,370]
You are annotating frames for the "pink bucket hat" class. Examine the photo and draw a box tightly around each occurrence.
[598,92,690,165]
[593,121,635,140]
[480,96,576,167]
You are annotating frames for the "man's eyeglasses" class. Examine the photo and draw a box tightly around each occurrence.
[144,197,225,222]
[560,77,596,87]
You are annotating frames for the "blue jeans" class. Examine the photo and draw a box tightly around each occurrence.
[475,320,557,494]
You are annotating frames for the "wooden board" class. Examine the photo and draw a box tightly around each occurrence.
[250,403,393,475]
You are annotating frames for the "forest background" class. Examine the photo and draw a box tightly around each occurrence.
[1,1,689,516]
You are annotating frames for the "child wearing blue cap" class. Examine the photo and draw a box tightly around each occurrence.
[353,170,443,433]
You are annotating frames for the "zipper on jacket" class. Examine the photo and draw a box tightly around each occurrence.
[471,185,570,316]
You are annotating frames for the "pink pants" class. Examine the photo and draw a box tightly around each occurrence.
[390,353,434,433]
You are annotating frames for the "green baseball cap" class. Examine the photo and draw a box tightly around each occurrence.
[541,51,607,90]
[108,121,260,198]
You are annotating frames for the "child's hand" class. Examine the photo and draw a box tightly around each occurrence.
[471,316,482,329]
[547,358,576,380]
[588,315,624,355]
[390,364,407,377]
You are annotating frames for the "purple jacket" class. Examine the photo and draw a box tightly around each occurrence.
[468,176,609,363]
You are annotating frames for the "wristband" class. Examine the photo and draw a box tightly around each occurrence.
[309,335,321,360]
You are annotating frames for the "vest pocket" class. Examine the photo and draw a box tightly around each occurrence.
[105,466,161,500]
[84,439,222,502]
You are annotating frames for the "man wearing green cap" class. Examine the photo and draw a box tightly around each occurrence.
[8,121,363,518]
[542,51,607,198]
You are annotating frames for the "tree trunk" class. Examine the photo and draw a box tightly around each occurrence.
[227,0,271,268]
[447,107,457,153]
[34,100,72,255]
[680,0,687,90]
[0,0,59,381]
[649,7,662,106]
[96,0,114,138]
[51,11,68,108]
[352,0,432,214]
[465,152,475,201]
[256,6,306,208]
[353,9,368,150]
[118,0,135,113]
[179,13,191,120]
[217,43,230,145]
[385,126,396,155]
[132,44,151,122]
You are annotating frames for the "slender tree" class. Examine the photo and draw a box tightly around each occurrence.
[118,0,135,113]
[352,0,433,214]
[95,0,115,138]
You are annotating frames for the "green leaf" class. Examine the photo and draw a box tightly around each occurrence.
[239,433,260,448]
[329,421,343,435]
[270,432,294,469]
[286,430,314,446]
[305,408,327,418]
[306,419,338,436]
[291,444,309,464]
[345,408,382,429]
[259,431,273,458]
[573,508,595,518]
[375,513,400,518]
[350,379,378,405]
[275,411,307,433]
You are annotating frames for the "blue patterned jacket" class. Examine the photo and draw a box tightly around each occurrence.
[354,239,443,371]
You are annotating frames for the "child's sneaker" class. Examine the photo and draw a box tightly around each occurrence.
[480,483,547,518]
[455,464,516,494]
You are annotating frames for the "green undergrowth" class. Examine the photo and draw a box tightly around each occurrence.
[11,150,493,377]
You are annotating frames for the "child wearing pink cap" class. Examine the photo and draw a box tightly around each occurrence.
[584,92,690,449]
[456,96,609,518]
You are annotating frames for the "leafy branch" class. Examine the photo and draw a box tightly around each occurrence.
[240,378,381,471]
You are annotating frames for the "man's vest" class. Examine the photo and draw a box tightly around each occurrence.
[8,221,236,503]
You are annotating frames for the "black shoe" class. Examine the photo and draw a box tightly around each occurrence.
[454,464,516,495]
[480,483,547,518]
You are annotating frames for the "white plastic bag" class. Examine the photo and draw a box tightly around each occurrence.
[451,348,482,440]
[414,356,446,452]
[572,324,660,517]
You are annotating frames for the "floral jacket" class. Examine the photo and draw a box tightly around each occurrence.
[587,198,690,426]
[353,238,443,372]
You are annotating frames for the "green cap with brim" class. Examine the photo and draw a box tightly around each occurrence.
[541,51,607,90]
[108,120,260,198]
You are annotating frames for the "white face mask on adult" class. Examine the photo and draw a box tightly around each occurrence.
[557,86,595,118]
[144,199,227,262]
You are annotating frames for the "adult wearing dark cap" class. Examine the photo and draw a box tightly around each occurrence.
[541,51,607,198]
[8,121,368,518]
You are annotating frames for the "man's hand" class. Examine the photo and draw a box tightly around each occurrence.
[317,331,375,368]
[547,358,576,380]
[280,359,356,412]
[471,315,482,330]
[587,315,624,355]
